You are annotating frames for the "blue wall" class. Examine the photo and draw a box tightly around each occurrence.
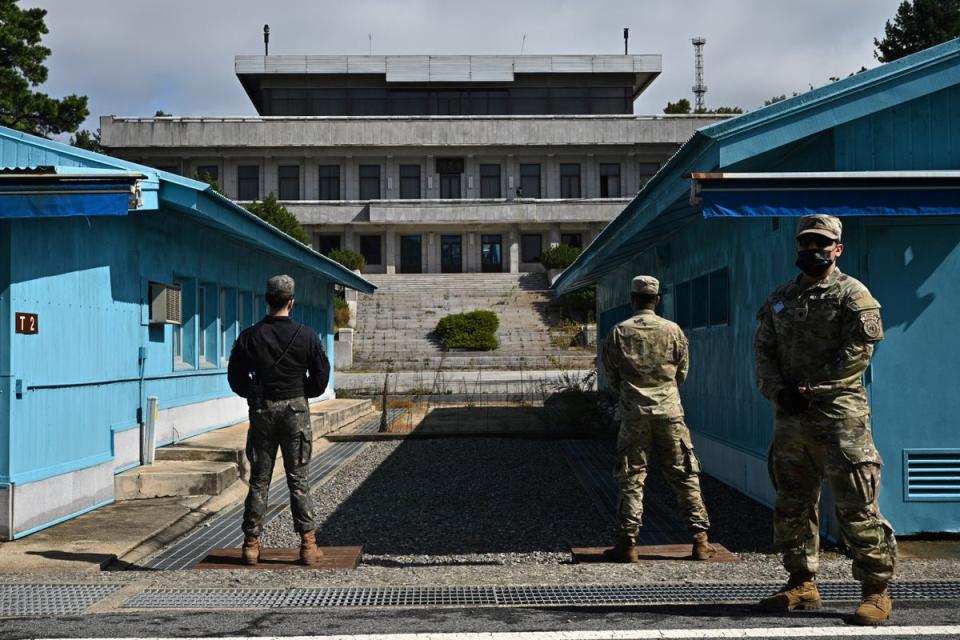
[5,206,333,485]
[0,220,10,481]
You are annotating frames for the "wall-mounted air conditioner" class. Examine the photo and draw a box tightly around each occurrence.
[149,282,182,324]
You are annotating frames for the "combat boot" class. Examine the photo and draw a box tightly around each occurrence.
[692,531,716,561]
[241,535,260,566]
[852,582,892,625]
[299,529,323,566]
[757,571,821,611]
[602,534,639,563]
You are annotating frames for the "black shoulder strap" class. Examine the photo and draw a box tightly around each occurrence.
[260,322,303,377]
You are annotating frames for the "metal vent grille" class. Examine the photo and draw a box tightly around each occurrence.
[0,584,123,617]
[905,449,960,500]
[149,282,182,325]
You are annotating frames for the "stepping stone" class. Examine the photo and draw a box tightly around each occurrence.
[571,543,738,563]
[194,546,363,570]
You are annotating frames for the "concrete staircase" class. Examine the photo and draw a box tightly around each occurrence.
[351,272,596,370]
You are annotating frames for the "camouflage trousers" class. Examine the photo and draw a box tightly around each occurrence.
[613,415,711,539]
[769,414,897,584]
[242,397,316,537]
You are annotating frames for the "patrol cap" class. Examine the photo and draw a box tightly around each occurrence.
[796,214,842,242]
[631,275,660,295]
[266,274,295,298]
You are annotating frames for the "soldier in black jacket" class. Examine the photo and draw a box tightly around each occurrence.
[228,274,330,565]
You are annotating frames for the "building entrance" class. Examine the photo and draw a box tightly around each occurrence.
[400,235,422,273]
[441,235,462,273]
[481,235,503,273]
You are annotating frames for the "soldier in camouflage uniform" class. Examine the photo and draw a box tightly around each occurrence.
[754,214,896,625]
[601,275,715,563]
[228,275,330,566]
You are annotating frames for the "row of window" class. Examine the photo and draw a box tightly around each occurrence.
[183,161,659,202]
[170,278,325,370]
[263,86,634,117]
[674,268,730,330]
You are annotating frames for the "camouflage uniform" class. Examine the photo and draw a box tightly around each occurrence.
[241,396,316,536]
[755,267,896,584]
[602,307,711,539]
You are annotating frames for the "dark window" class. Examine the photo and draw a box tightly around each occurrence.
[196,165,218,183]
[389,90,428,115]
[441,235,462,273]
[359,235,382,266]
[511,88,548,114]
[358,165,381,200]
[278,165,300,200]
[709,268,730,325]
[479,164,501,198]
[470,90,508,115]
[237,165,259,200]
[561,233,582,249]
[437,158,463,199]
[675,281,692,329]
[521,234,542,263]
[435,91,466,115]
[637,162,659,189]
[315,235,341,255]
[399,164,421,199]
[436,157,464,174]
[310,89,347,115]
[318,165,340,200]
[590,87,631,114]
[560,163,581,198]
[350,88,387,115]
[599,163,621,198]
[519,164,541,198]
[691,275,709,328]
[552,87,588,114]
[269,89,307,116]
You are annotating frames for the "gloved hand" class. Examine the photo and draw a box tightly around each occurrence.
[777,387,811,415]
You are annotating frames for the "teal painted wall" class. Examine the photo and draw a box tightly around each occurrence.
[0,220,10,481]
[5,207,334,485]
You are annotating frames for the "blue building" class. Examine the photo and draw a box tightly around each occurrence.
[554,39,960,535]
[0,126,375,540]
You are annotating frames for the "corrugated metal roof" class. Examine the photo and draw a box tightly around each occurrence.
[429,56,471,82]
[305,55,349,73]
[470,56,514,81]
[386,56,430,82]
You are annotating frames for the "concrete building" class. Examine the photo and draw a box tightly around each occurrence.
[555,39,960,534]
[101,54,723,274]
[0,125,374,539]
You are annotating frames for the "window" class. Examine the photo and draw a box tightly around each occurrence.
[709,268,730,326]
[637,162,659,189]
[219,288,237,363]
[198,284,206,362]
[390,90,428,115]
[674,267,730,330]
[358,164,381,200]
[561,233,582,249]
[552,87,588,114]
[519,164,541,198]
[239,291,252,331]
[399,164,421,199]
[560,163,581,198]
[350,88,387,115]
[237,166,259,200]
[435,90,466,115]
[270,89,307,116]
[315,235,341,255]
[479,164,501,198]
[521,234,542,263]
[439,173,461,199]
[173,277,196,368]
[675,281,692,329]
[590,87,631,114]
[599,163,621,198]
[691,275,709,328]
[278,165,300,200]
[196,165,218,183]
[318,165,340,200]
[511,88,548,114]
[359,235,382,266]
[311,89,347,115]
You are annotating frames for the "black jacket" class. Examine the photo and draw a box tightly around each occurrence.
[227,316,331,400]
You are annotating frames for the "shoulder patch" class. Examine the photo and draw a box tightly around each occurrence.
[859,310,884,341]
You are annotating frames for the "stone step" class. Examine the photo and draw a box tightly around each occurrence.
[115,460,239,500]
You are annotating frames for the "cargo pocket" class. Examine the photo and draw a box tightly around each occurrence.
[840,443,883,504]
[297,430,313,467]
[680,434,702,475]
[244,429,258,466]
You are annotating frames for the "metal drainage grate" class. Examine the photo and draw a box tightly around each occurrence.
[121,580,960,609]
[0,584,124,617]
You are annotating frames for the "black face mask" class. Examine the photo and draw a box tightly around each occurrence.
[795,248,834,277]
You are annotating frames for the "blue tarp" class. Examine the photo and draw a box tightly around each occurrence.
[702,186,960,218]
[0,182,130,218]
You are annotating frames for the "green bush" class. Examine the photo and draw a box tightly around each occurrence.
[245,193,310,245]
[328,249,366,271]
[540,244,581,269]
[560,285,596,321]
[334,296,350,329]
[435,310,499,350]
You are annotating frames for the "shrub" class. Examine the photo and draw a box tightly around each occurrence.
[559,285,596,322]
[334,296,350,329]
[435,310,499,350]
[245,193,310,245]
[540,244,581,269]
[328,248,366,272]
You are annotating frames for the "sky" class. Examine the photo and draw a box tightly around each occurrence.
[24,0,906,134]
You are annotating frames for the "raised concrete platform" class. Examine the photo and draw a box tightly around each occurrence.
[195,546,363,570]
[115,460,239,500]
[571,543,738,564]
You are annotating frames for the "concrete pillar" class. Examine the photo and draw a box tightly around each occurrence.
[465,155,476,198]
[263,160,276,199]
[385,155,396,199]
[548,225,561,249]
[508,226,520,273]
[344,157,356,200]
[344,227,356,252]
[304,159,317,200]
[545,154,558,198]
[466,232,477,273]
[585,154,596,199]
[385,228,397,274]
[334,328,354,370]
[426,154,436,198]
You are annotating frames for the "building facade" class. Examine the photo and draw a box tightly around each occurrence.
[101,54,723,274]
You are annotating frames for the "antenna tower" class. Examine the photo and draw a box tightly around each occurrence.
[691,37,706,112]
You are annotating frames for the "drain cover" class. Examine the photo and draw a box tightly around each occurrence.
[0,584,124,617]
[121,580,960,609]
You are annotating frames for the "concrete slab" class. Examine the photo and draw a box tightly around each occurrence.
[115,461,239,500]
[195,546,362,570]
[571,544,739,563]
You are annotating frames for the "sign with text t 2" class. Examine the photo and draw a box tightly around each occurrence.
[15,312,38,335]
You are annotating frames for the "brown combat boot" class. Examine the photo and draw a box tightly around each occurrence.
[602,534,640,563]
[758,571,822,611]
[692,531,716,561]
[852,582,892,625]
[299,529,323,566]
[241,535,260,566]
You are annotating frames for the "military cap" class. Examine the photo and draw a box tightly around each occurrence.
[796,214,842,242]
[266,274,295,298]
[631,275,660,295]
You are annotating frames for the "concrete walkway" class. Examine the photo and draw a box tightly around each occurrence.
[337,369,597,395]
